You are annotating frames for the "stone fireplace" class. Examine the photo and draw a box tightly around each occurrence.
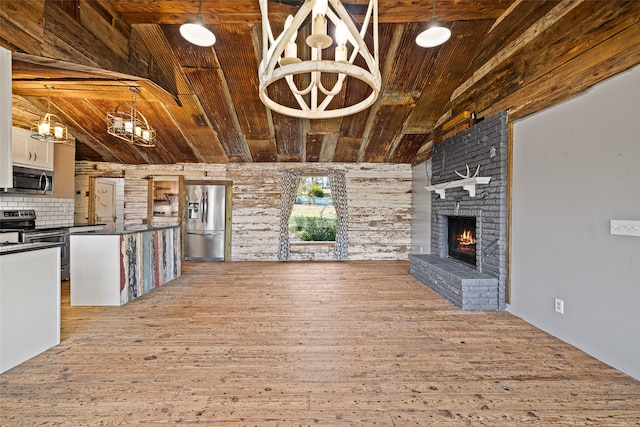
[410,112,508,310]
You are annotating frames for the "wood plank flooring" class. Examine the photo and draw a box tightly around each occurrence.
[1,261,639,425]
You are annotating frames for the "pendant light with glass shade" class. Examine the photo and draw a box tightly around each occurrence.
[416,1,451,48]
[180,0,216,47]
[31,85,68,142]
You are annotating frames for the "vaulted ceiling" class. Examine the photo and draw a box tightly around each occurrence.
[1,0,639,165]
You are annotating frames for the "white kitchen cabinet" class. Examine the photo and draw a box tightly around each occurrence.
[12,126,54,171]
[0,47,11,188]
[0,246,61,373]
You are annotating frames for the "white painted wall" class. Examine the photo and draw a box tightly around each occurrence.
[511,65,640,380]
[411,160,431,254]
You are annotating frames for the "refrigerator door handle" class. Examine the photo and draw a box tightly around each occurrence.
[202,190,208,223]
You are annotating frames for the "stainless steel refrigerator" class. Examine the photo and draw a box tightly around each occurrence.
[185,184,226,260]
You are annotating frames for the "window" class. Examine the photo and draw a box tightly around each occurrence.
[278,169,347,261]
[289,175,337,242]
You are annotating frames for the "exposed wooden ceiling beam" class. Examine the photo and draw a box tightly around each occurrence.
[112,1,511,25]
[11,53,179,105]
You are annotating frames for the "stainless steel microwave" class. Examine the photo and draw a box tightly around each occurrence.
[3,166,54,194]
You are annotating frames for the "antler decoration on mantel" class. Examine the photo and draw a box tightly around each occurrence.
[425,164,491,199]
[455,164,481,179]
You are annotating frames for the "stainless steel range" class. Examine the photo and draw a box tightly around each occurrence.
[0,209,70,280]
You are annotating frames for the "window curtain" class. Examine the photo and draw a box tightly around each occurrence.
[327,169,348,260]
[278,170,301,260]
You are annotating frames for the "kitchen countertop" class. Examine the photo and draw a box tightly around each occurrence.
[0,241,64,256]
[67,223,107,233]
[69,224,180,236]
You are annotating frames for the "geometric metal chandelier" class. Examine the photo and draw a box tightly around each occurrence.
[258,0,381,119]
[31,86,68,142]
[106,87,156,148]
[31,112,67,142]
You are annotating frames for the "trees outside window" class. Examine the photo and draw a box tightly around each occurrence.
[289,176,337,242]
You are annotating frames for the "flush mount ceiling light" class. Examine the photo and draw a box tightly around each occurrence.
[180,0,216,47]
[106,87,156,148]
[258,0,381,119]
[31,85,68,142]
[416,0,451,48]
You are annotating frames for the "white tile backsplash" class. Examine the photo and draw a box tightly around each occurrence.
[0,196,74,227]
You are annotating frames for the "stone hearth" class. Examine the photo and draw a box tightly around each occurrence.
[409,254,498,310]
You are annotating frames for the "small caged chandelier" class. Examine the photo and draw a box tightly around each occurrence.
[106,87,156,148]
[258,0,381,119]
[31,86,68,142]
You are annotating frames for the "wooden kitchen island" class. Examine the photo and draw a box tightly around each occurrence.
[70,225,180,306]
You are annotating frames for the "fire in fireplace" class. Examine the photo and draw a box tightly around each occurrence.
[448,216,477,267]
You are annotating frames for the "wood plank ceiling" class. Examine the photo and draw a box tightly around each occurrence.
[1,0,639,165]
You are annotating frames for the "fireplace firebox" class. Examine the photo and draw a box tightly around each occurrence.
[448,216,477,267]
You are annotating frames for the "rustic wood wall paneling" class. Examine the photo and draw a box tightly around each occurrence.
[497,16,640,120]
[290,243,335,261]
[42,1,125,71]
[470,1,561,72]
[74,175,90,224]
[79,1,130,60]
[224,164,281,261]
[449,1,640,122]
[75,162,412,260]
[0,0,45,53]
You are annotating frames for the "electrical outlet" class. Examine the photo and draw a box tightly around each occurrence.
[554,298,564,314]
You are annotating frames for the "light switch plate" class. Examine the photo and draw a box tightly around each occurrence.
[610,220,640,237]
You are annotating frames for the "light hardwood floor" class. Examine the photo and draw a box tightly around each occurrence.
[2,261,639,425]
